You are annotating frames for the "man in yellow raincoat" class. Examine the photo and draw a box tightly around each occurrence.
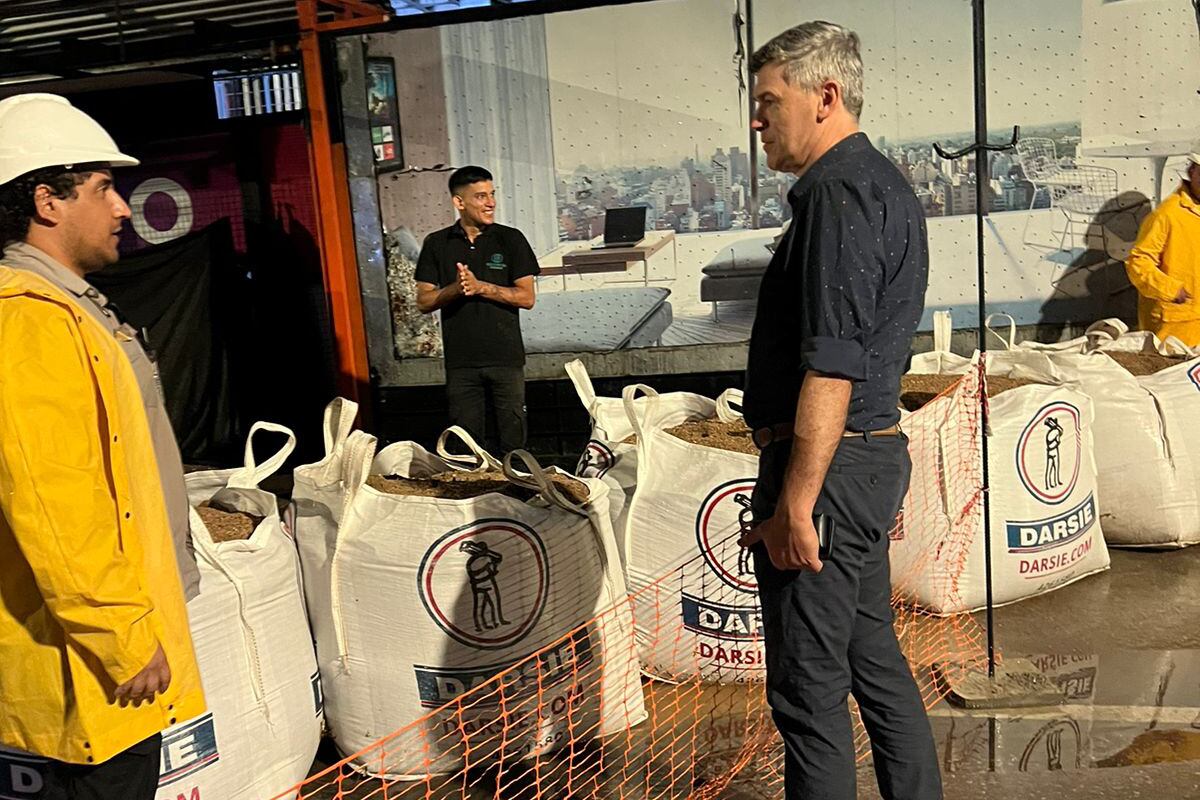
[0,94,204,798]
[1126,148,1200,346]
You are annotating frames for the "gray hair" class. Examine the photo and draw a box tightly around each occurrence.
[750,21,864,118]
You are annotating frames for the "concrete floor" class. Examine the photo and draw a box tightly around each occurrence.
[724,760,1200,800]
[867,547,1198,798]
[302,548,1200,799]
[984,547,1200,653]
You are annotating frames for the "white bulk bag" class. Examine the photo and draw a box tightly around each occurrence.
[1009,317,1200,547]
[621,384,764,683]
[568,359,639,544]
[890,366,984,617]
[894,315,1110,614]
[567,361,708,567]
[156,422,323,800]
[1136,359,1200,547]
[293,405,644,778]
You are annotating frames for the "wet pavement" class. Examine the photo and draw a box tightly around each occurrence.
[302,548,1200,799]
[925,543,1199,796]
[982,547,1200,653]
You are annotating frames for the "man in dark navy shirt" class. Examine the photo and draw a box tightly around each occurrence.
[415,166,540,453]
[737,22,941,800]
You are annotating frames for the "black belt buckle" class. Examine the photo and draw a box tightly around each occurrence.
[753,424,788,449]
[751,427,772,449]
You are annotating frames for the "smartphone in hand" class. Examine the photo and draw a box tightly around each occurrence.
[814,513,837,560]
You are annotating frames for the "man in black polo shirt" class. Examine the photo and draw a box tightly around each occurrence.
[415,166,540,453]
[737,22,941,800]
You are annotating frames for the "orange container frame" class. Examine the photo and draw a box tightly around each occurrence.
[297,0,389,407]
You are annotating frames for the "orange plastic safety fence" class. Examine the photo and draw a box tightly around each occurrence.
[273,367,988,800]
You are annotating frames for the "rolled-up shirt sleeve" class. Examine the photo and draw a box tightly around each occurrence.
[787,180,882,381]
[414,235,441,286]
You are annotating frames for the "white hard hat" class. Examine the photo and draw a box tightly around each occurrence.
[0,93,138,186]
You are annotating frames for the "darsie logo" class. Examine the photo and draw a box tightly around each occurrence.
[158,713,219,786]
[1005,493,1096,552]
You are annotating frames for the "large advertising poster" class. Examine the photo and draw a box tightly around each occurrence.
[352,0,1198,368]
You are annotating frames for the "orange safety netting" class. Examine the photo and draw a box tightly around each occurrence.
[273,365,989,800]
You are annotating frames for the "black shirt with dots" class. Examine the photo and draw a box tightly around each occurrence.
[743,132,929,432]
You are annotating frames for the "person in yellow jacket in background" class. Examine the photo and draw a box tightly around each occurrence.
[1125,148,1200,346]
[0,94,204,799]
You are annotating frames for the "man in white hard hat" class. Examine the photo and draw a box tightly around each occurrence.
[1126,145,1200,346]
[0,93,205,798]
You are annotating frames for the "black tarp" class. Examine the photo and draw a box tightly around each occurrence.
[89,219,245,465]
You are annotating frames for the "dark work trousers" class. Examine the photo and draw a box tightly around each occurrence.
[445,365,527,455]
[23,733,163,800]
[751,433,942,800]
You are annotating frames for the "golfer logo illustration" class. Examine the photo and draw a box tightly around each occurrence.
[1044,725,1064,771]
[1015,401,1081,505]
[460,540,510,632]
[734,493,755,578]
[1044,417,1063,491]
[1018,718,1082,772]
[418,518,550,650]
[576,440,615,479]
[695,478,759,593]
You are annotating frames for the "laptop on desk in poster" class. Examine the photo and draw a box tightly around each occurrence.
[590,206,647,249]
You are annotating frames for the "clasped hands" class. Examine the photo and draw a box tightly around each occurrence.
[457,262,492,298]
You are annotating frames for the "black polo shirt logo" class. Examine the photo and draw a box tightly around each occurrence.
[487,253,507,271]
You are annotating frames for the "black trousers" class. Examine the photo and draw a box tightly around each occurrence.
[12,733,163,800]
[445,365,527,455]
[751,434,942,800]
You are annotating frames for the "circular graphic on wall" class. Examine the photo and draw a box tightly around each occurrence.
[129,177,194,245]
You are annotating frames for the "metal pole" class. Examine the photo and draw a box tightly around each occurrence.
[114,0,126,63]
[297,0,376,404]
[971,0,996,679]
[746,0,759,230]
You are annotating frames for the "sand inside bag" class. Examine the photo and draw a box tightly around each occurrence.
[1103,350,1191,376]
[195,503,262,542]
[900,374,1036,412]
[367,469,590,505]
[664,419,757,455]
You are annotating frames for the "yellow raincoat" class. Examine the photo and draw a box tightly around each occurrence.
[1126,184,1200,346]
[0,266,205,765]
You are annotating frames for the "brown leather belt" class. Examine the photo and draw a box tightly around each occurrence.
[751,422,901,450]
